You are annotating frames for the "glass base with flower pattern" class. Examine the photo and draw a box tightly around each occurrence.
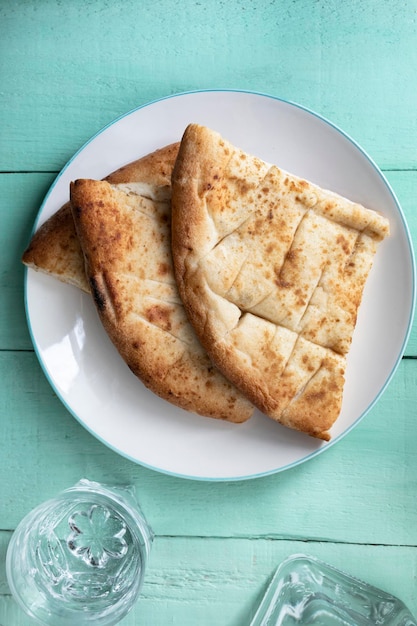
[6,479,153,626]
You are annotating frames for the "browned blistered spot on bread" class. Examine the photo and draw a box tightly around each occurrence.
[72,204,82,219]
[285,249,297,263]
[253,217,264,233]
[145,304,172,331]
[336,233,351,255]
[275,278,289,289]
[306,389,326,403]
[89,276,106,311]
[236,180,250,195]
[157,262,170,276]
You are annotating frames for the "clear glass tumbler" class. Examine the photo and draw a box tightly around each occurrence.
[6,479,153,626]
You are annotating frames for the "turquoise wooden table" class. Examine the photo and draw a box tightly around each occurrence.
[1,1,417,624]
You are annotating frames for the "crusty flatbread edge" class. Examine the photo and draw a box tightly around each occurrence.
[21,142,180,291]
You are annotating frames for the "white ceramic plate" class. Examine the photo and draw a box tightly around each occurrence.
[25,90,415,481]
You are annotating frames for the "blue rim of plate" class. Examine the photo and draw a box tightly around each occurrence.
[24,88,416,482]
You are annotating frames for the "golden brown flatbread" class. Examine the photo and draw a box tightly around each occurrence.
[22,143,180,292]
[22,202,89,292]
[171,124,390,440]
[70,178,253,422]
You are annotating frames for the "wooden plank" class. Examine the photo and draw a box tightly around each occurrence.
[1,533,417,625]
[0,352,416,546]
[385,170,417,356]
[1,169,416,353]
[0,173,56,350]
[1,1,417,171]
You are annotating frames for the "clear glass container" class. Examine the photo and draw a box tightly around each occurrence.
[6,479,153,626]
[250,554,417,626]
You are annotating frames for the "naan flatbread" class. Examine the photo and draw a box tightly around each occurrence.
[70,178,253,422]
[171,124,390,439]
[22,143,180,292]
